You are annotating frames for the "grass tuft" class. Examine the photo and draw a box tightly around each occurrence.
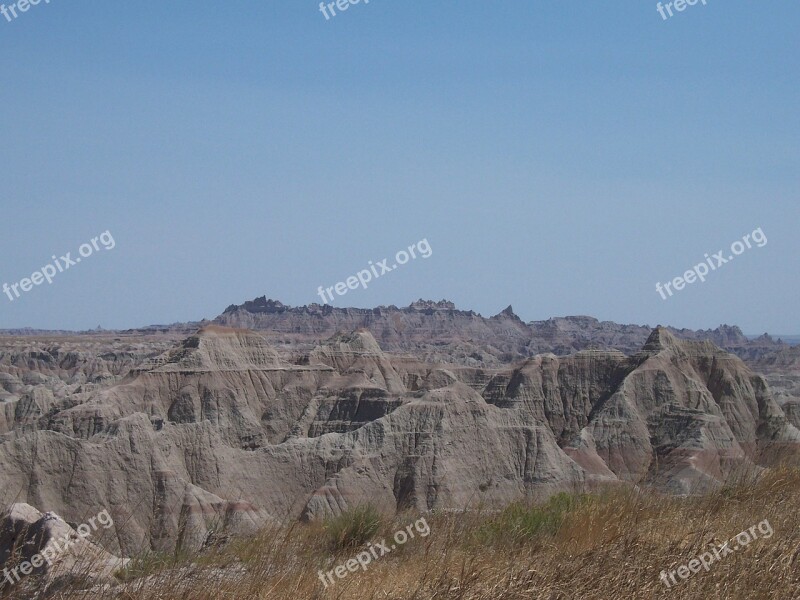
[323,504,383,551]
[477,492,590,546]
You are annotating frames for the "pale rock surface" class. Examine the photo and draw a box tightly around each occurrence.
[0,324,796,559]
[0,503,126,591]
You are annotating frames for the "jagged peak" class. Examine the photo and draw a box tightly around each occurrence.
[643,326,681,352]
[409,299,456,310]
[223,297,287,315]
[716,324,746,335]
[493,305,520,320]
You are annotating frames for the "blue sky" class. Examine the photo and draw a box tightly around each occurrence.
[0,1,797,334]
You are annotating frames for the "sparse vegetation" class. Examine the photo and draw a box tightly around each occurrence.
[477,492,590,546]
[8,467,800,599]
[323,504,384,551]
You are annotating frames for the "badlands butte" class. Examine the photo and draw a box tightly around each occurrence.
[1,298,799,564]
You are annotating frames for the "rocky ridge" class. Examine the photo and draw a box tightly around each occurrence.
[0,322,797,561]
[214,297,790,365]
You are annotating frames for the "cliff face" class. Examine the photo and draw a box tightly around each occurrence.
[0,325,796,556]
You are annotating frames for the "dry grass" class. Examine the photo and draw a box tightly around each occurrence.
[13,467,800,600]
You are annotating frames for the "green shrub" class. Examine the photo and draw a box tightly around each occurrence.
[478,492,588,545]
[324,504,383,551]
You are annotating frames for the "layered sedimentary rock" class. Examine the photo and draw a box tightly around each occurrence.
[214,297,790,365]
[0,503,126,590]
[752,345,800,430]
[0,324,796,558]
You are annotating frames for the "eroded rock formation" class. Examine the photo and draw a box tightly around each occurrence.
[0,323,796,558]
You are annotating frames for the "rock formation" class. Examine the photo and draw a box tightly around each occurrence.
[0,321,796,559]
[0,503,126,593]
[214,297,790,366]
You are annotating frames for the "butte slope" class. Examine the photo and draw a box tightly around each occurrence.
[0,326,795,556]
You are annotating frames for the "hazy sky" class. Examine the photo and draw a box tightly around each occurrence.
[0,1,797,334]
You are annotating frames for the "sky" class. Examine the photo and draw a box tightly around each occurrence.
[0,1,797,335]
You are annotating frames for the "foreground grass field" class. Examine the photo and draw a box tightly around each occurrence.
[16,467,800,600]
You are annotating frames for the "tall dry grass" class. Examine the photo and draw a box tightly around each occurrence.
[10,466,800,600]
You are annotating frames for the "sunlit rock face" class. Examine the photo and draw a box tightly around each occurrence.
[0,323,797,556]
